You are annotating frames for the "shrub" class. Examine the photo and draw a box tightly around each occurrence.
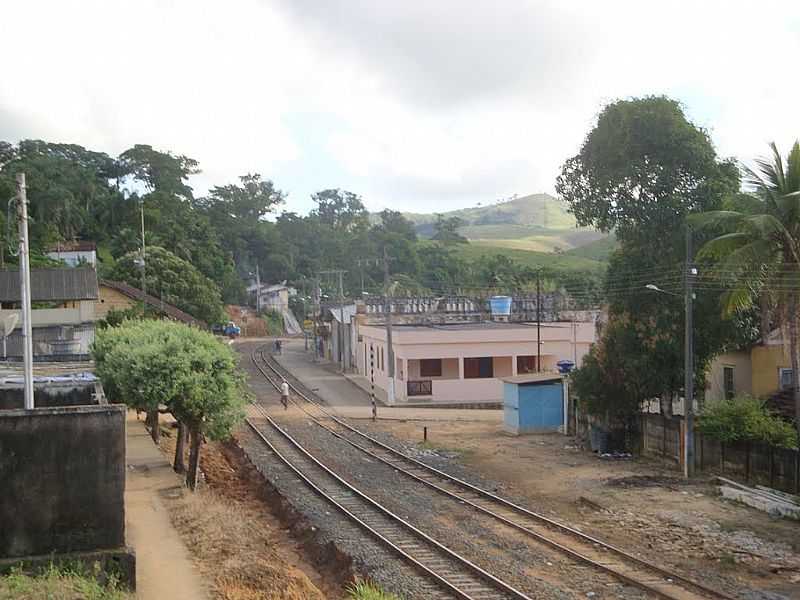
[346,581,401,600]
[697,395,797,448]
[262,310,284,336]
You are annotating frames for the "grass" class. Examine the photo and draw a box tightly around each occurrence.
[164,482,325,600]
[455,242,607,272]
[0,565,131,600]
[347,580,402,600]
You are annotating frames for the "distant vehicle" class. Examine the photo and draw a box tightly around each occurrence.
[223,321,241,338]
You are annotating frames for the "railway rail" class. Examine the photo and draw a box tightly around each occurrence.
[252,346,740,600]
[245,365,534,598]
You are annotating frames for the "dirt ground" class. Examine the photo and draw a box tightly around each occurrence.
[157,426,343,600]
[365,418,800,599]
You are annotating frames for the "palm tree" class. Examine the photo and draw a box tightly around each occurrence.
[690,141,800,438]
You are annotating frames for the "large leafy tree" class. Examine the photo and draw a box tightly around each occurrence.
[110,246,226,324]
[557,96,739,247]
[690,141,800,437]
[94,320,247,489]
[559,96,748,421]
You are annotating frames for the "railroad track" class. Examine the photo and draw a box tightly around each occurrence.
[253,346,739,600]
[245,365,533,598]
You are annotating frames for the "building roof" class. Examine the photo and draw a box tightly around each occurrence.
[100,280,205,327]
[46,241,97,253]
[500,373,564,385]
[329,304,358,323]
[0,267,98,302]
[377,321,574,331]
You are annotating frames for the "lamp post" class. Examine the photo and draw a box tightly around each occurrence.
[645,266,696,478]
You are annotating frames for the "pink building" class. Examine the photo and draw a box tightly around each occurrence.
[355,321,595,404]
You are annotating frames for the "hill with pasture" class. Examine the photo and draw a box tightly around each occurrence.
[380,193,613,255]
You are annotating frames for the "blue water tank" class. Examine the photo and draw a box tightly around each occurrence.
[489,295,512,317]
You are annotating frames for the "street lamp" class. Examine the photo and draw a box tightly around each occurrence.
[645,276,695,478]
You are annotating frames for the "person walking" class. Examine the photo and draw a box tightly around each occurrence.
[280,378,290,410]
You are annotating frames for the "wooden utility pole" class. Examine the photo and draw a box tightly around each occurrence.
[312,278,320,362]
[16,173,34,410]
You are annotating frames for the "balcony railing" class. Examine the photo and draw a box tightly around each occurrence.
[407,379,432,396]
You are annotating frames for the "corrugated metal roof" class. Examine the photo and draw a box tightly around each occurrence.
[0,267,98,302]
[500,373,564,385]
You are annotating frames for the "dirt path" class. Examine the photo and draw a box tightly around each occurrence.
[125,415,211,600]
[365,418,800,599]
[157,422,343,600]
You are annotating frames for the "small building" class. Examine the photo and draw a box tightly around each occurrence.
[97,280,205,327]
[355,320,594,404]
[247,283,291,313]
[0,267,98,358]
[45,241,97,267]
[502,373,566,434]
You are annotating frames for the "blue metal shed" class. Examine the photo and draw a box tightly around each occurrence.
[502,374,565,435]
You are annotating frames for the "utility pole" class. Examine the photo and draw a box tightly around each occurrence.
[384,246,395,404]
[536,270,542,372]
[684,226,696,478]
[312,278,320,362]
[338,270,345,370]
[16,173,34,410]
[140,199,147,296]
[255,264,261,314]
[370,344,377,421]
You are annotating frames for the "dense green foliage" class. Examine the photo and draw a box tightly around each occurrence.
[0,565,131,600]
[0,139,604,323]
[697,396,797,448]
[561,96,759,422]
[110,246,225,324]
[690,141,800,436]
[93,320,247,487]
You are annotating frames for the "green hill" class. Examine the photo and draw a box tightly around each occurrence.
[376,193,609,254]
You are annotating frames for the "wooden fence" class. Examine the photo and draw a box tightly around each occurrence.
[639,413,800,494]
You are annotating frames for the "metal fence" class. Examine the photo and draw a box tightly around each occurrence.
[639,413,800,494]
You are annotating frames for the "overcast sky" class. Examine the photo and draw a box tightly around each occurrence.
[2,1,799,214]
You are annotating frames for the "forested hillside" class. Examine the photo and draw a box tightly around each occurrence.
[0,140,605,322]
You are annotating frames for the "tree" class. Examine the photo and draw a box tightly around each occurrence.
[690,141,800,439]
[93,320,247,489]
[556,96,738,246]
[557,96,748,424]
[110,246,226,324]
[431,214,468,244]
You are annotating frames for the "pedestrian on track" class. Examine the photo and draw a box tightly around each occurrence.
[280,378,290,410]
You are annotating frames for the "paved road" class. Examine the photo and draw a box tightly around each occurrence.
[272,339,373,407]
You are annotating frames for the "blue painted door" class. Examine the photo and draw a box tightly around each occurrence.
[519,382,563,430]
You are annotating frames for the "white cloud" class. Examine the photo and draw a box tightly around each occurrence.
[1,0,799,214]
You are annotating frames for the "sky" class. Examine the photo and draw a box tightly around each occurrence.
[1,1,799,215]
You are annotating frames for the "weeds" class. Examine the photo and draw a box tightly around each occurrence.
[347,580,402,600]
[0,564,131,600]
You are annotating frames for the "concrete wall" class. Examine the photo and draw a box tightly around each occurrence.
[752,345,789,398]
[0,405,126,558]
[706,351,752,401]
[0,383,96,410]
[96,286,136,320]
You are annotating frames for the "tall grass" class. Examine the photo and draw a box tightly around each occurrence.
[347,580,402,600]
[0,565,131,600]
